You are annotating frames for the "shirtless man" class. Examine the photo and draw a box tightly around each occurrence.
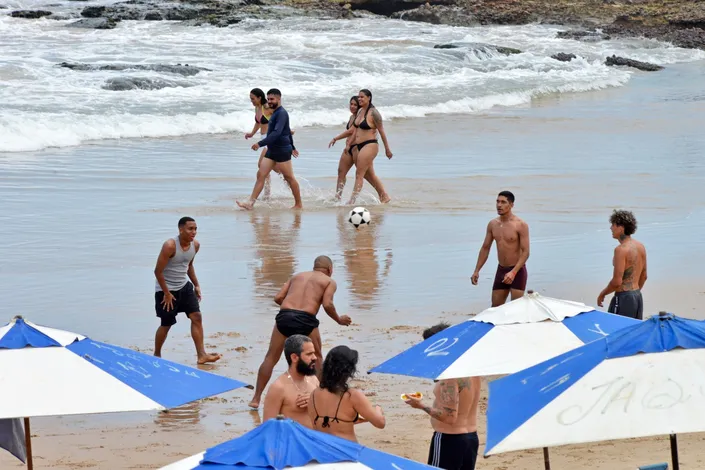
[597,210,647,319]
[249,255,352,409]
[404,323,482,470]
[471,191,530,307]
[153,217,221,364]
[262,334,319,427]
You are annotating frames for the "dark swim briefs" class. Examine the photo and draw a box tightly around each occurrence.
[154,281,200,327]
[492,264,528,291]
[275,309,320,337]
[264,148,292,163]
[608,290,643,320]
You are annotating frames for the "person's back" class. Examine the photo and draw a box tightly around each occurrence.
[280,271,331,315]
[308,345,385,442]
[617,238,646,293]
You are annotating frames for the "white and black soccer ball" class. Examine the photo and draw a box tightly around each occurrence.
[348,207,371,228]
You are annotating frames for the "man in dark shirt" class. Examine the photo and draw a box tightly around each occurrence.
[237,88,303,210]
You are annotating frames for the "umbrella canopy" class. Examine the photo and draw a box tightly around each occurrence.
[368,292,639,380]
[160,416,435,470]
[485,313,705,456]
[0,316,247,418]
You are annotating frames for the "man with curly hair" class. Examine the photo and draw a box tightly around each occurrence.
[597,210,647,319]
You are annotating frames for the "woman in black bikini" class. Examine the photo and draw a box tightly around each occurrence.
[329,89,392,205]
[245,87,279,200]
[307,345,385,442]
[333,96,360,201]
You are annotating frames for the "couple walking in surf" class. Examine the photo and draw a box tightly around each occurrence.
[236,88,393,210]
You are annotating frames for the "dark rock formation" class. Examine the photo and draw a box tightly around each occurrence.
[392,4,478,26]
[102,77,194,91]
[346,0,455,16]
[58,62,211,76]
[605,55,664,71]
[434,42,522,55]
[551,52,577,62]
[143,11,163,20]
[67,18,119,29]
[80,6,106,17]
[556,29,611,41]
[10,10,52,18]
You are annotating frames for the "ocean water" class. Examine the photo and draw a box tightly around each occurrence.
[2,8,705,468]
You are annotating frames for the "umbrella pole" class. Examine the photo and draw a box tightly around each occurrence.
[670,434,679,470]
[543,447,551,470]
[24,417,33,470]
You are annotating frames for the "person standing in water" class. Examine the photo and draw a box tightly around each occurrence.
[471,191,530,307]
[245,88,278,201]
[597,209,647,319]
[332,96,360,200]
[237,88,302,210]
[329,89,392,205]
[404,322,481,470]
[153,217,221,364]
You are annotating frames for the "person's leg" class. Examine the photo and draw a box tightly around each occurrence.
[363,162,391,203]
[510,266,528,301]
[277,160,302,209]
[462,432,479,470]
[336,150,354,200]
[491,265,511,307]
[237,156,277,210]
[187,312,221,364]
[249,325,287,409]
[154,325,171,357]
[347,142,379,205]
[492,289,510,307]
[258,150,272,201]
[308,327,324,381]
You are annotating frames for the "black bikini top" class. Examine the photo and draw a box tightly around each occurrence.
[311,390,360,428]
[353,106,373,131]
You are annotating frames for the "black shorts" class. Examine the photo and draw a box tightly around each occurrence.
[428,431,479,470]
[264,148,292,163]
[608,290,643,320]
[155,282,200,327]
[275,309,320,337]
[492,264,528,291]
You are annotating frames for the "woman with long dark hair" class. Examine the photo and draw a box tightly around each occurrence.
[245,87,278,200]
[329,89,392,204]
[308,345,385,442]
[333,96,360,200]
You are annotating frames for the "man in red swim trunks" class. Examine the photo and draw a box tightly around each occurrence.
[471,191,530,307]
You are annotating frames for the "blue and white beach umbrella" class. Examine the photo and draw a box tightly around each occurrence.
[0,315,247,469]
[161,416,435,470]
[485,313,705,468]
[369,292,639,380]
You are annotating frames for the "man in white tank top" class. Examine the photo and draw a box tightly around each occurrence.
[153,217,221,364]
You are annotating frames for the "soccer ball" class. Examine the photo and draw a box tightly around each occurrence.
[348,207,371,228]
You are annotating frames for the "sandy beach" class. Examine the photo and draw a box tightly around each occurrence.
[3,6,705,468]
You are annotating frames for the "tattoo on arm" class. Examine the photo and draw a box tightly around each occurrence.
[371,108,382,127]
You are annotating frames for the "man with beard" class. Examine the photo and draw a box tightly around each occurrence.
[262,334,319,427]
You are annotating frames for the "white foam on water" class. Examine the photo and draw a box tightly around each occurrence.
[1,14,704,153]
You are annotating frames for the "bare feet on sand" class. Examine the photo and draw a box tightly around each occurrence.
[236,200,254,211]
[380,195,391,204]
[248,397,261,409]
[292,204,303,209]
[197,353,222,364]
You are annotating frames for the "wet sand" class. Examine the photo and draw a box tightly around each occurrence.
[2,62,705,468]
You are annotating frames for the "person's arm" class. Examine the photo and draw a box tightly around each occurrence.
[370,108,392,158]
[598,246,625,306]
[258,111,284,148]
[246,121,261,139]
[504,222,530,284]
[274,279,291,306]
[187,240,201,300]
[639,250,647,289]
[329,127,355,147]
[471,222,494,284]
[262,382,284,422]
[406,380,459,424]
[322,280,351,325]
[350,389,385,429]
[154,239,176,293]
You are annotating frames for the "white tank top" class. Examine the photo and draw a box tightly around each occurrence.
[155,236,195,292]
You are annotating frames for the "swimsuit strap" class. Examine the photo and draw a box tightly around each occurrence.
[332,392,347,423]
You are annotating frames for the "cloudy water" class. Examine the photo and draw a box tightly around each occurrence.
[1,3,704,152]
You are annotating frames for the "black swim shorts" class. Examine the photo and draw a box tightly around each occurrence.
[608,290,643,320]
[155,282,200,327]
[427,431,479,470]
[264,148,292,163]
[275,309,320,337]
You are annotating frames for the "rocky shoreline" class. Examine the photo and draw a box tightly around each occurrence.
[5,0,705,52]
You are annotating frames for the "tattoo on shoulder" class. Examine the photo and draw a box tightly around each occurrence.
[457,378,471,391]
